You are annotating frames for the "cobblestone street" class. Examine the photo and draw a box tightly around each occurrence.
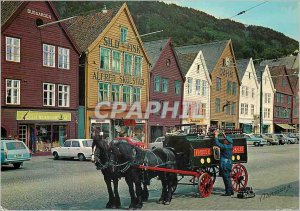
[1,144,299,210]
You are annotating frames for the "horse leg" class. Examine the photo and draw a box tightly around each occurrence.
[164,174,174,205]
[125,175,136,209]
[134,176,143,209]
[142,182,149,202]
[113,178,121,208]
[104,175,115,208]
[158,174,167,204]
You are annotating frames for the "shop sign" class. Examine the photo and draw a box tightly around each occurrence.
[92,72,144,86]
[27,9,51,19]
[103,37,141,54]
[189,118,204,123]
[135,119,146,124]
[17,111,71,121]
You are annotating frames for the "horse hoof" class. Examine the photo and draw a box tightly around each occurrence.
[157,200,163,204]
[106,203,113,209]
[163,201,170,205]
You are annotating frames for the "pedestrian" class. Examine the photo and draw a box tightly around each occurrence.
[214,129,234,196]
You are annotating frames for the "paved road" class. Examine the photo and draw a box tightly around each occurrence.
[1,144,299,210]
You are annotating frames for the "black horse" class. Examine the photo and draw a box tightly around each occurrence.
[92,135,121,209]
[110,140,177,206]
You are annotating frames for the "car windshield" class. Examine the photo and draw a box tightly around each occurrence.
[82,140,93,147]
[254,134,261,138]
[248,135,255,138]
[6,142,26,150]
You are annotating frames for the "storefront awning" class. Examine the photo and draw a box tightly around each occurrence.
[276,124,296,130]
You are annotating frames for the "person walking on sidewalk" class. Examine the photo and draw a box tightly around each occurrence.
[214,129,234,196]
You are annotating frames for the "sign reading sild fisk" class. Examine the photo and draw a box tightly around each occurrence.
[103,37,141,54]
[92,72,144,85]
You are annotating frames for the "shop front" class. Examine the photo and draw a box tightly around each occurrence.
[16,111,73,153]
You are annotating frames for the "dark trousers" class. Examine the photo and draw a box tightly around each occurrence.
[220,158,233,194]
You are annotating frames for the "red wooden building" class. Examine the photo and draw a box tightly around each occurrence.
[1,1,80,153]
[287,69,299,130]
[144,38,184,142]
[269,66,295,132]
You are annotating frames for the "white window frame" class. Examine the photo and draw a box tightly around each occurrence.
[123,86,131,104]
[187,78,193,95]
[98,82,109,102]
[6,79,20,105]
[133,87,141,102]
[43,44,55,67]
[251,104,254,115]
[112,50,121,73]
[111,84,120,102]
[18,125,27,143]
[58,47,70,69]
[242,86,245,96]
[6,37,20,62]
[202,80,206,96]
[202,103,206,116]
[245,104,248,115]
[58,84,70,107]
[267,93,271,104]
[241,103,245,115]
[120,27,128,43]
[43,83,55,106]
[162,78,169,93]
[154,76,160,92]
[195,79,201,95]
[174,80,181,95]
[100,47,110,71]
[134,56,142,77]
[124,53,133,75]
[245,87,249,97]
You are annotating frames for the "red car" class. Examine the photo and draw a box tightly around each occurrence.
[113,137,147,149]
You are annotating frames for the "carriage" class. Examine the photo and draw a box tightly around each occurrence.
[138,128,248,198]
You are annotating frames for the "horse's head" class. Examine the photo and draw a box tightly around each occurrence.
[93,135,111,169]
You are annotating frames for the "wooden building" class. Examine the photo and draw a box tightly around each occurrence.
[144,38,184,142]
[65,3,151,142]
[175,45,211,134]
[1,1,80,153]
[287,68,299,130]
[270,66,295,132]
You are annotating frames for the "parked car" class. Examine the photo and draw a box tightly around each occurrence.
[51,139,93,161]
[287,133,299,143]
[1,140,31,169]
[113,137,147,149]
[150,136,165,149]
[258,134,279,145]
[282,134,297,144]
[273,134,287,145]
[244,134,267,146]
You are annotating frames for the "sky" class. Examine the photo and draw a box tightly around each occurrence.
[162,0,299,41]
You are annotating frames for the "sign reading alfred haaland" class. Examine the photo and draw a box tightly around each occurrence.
[17,111,71,121]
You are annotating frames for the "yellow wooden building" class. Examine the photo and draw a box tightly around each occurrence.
[66,3,150,141]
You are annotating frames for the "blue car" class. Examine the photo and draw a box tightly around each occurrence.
[1,140,31,169]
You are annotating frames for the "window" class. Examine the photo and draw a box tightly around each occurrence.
[231,102,236,115]
[166,59,171,67]
[195,79,201,95]
[6,79,20,104]
[43,44,55,67]
[64,141,71,147]
[264,93,267,103]
[187,78,193,94]
[72,141,80,147]
[226,101,230,115]
[124,53,133,75]
[251,104,254,115]
[264,108,268,118]
[276,93,280,103]
[216,77,221,91]
[154,76,160,92]
[133,87,141,102]
[252,88,255,98]
[226,81,231,94]
[174,80,181,95]
[100,47,110,70]
[197,64,200,73]
[112,51,121,73]
[202,80,206,96]
[287,96,291,104]
[58,84,70,107]
[232,82,236,95]
[245,104,248,115]
[241,103,245,115]
[120,27,128,43]
[111,84,120,102]
[43,83,55,106]
[282,79,286,87]
[267,93,271,103]
[286,108,291,118]
[58,47,70,69]
[215,98,220,113]
[98,83,109,102]
[134,56,142,76]
[242,86,246,96]
[6,37,20,62]
[245,87,249,97]
[18,125,27,143]
[202,103,206,116]
[267,108,270,118]
[275,107,280,117]
[123,86,131,104]
[162,79,168,93]
[294,106,298,116]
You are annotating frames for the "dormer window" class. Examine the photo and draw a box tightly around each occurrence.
[197,64,200,73]
[120,27,128,43]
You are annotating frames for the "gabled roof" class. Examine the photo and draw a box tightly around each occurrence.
[286,68,299,91]
[1,1,22,26]
[65,6,121,52]
[236,59,250,81]
[269,66,294,93]
[260,54,299,69]
[176,40,229,73]
[143,39,169,68]
[176,53,198,77]
[256,65,276,92]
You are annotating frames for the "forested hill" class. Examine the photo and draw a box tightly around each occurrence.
[54,1,299,60]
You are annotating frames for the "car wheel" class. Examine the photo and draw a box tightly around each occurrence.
[13,163,22,169]
[78,153,86,161]
[288,140,291,144]
[53,152,59,160]
[254,142,258,147]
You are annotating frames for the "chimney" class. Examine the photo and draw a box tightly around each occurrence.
[102,5,107,14]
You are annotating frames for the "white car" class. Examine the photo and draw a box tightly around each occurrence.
[51,139,93,161]
[150,136,165,149]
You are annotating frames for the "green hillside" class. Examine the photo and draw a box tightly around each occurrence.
[54,1,299,59]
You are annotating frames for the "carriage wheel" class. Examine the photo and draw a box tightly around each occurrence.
[230,164,248,192]
[198,173,213,198]
[204,166,217,184]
